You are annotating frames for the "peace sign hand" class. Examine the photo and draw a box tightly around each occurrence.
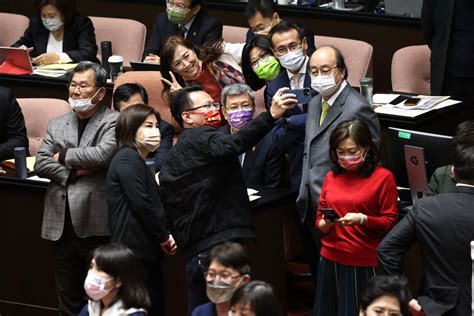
[161,71,183,95]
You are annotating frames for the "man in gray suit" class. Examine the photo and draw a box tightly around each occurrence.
[296,46,381,282]
[35,62,118,315]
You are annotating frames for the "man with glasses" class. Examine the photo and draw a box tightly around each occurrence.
[296,46,380,289]
[34,61,118,315]
[142,0,222,64]
[192,242,251,316]
[159,83,295,314]
[220,83,285,188]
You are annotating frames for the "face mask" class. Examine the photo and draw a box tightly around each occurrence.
[166,6,187,25]
[254,56,280,81]
[137,127,161,152]
[311,75,339,97]
[202,109,222,128]
[41,17,64,32]
[206,278,242,304]
[337,153,366,171]
[277,48,305,72]
[83,270,113,301]
[68,89,102,113]
[228,108,253,130]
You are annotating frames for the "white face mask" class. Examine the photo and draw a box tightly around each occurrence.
[68,89,101,113]
[277,48,305,72]
[41,17,64,32]
[136,127,161,153]
[83,270,113,301]
[311,75,339,97]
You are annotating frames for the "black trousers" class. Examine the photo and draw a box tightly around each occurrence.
[53,209,108,316]
[442,74,474,108]
[141,257,165,316]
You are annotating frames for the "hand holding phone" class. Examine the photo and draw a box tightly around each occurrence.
[283,88,312,104]
[320,207,340,222]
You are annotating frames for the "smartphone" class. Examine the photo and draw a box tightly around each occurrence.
[403,97,421,107]
[320,208,340,221]
[284,87,312,104]
[389,95,411,105]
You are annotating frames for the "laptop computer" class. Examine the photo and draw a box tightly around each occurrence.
[0,46,34,75]
[385,0,422,18]
[130,61,161,72]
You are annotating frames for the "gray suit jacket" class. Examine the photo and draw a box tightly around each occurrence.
[35,105,118,241]
[296,83,381,221]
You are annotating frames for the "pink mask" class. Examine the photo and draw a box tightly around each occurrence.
[83,270,113,301]
[337,153,365,171]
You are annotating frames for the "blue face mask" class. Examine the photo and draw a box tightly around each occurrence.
[42,17,64,32]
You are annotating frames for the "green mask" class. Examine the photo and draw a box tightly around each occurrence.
[166,6,187,25]
[254,56,281,81]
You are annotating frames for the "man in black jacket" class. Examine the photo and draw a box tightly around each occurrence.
[159,84,295,314]
[377,146,474,316]
[0,86,28,162]
[142,0,222,64]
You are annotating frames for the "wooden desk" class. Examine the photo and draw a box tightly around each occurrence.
[0,176,298,316]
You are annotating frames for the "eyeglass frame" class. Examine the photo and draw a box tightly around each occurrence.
[68,83,98,94]
[251,54,273,70]
[204,270,241,282]
[166,0,191,11]
[273,39,305,57]
[186,102,221,112]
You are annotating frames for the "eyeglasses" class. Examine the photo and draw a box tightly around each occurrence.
[310,66,338,76]
[251,54,272,70]
[187,102,220,112]
[68,83,96,93]
[226,103,253,112]
[274,40,303,57]
[204,271,241,282]
[166,0,191,10]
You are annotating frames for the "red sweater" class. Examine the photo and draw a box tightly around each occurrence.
[316,166,398,267]
[189,67,222,104]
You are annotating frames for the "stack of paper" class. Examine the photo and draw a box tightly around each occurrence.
[34,63,78,77]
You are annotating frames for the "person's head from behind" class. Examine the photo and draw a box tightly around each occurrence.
[453,120,474,148]
[165,0,203,26]
[113,83,149,111]
[245,0,281,36]
[35,0,76,31]
[230,281,282,316]
[205,242,251,305]
[359,275,410,316]
[242,35,280,83]
[84,244,150,310]
[171,84,221,129]
[268,20,307,74]
[309,45,348,98]
[68,62,108,117]
[116,104,161,156]
[453,146,474,185]
[221,84,256,131]
[329,119,379,177]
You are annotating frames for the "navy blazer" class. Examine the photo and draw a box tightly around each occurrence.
[142,9,222,58]
[12,15,99,63]
[378,186,474,316]
[0,86,28,161]
[220,124,286,188]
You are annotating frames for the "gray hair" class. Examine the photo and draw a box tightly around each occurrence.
[68,61,108,88]
[221,83,255,108]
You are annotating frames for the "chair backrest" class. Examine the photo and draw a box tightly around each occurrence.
[314,35,373,88]
[89,16,146,67]
[254,86,266,115]
[17,98,71,156]
[0,12,29,47]
[112,71,182,132]
[391,45,431,95]
[222,25,248,44]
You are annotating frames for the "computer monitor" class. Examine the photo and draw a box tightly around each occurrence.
[386,127,455,193]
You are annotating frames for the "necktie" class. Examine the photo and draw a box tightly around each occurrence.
[178,26,187,38]
[291,73,302,89]
[319,101,330,126]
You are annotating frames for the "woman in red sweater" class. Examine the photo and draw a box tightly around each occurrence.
[314,119,398,316]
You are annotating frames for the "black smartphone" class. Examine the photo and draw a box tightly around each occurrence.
[284,87,312,104]
[389,95,411,105]
[403,97,421,107]
[320,208,340,221]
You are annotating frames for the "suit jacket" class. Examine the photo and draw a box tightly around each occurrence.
[421,0,455,95]
[377,186,474,316]
[35,106,118,241]
[0,86,28,161]
[220,124,285,188]
[266,67,317,192]
[12,15,99,63]
[142,10,222,58]
[296,83,381,221]
[148,120,174,171]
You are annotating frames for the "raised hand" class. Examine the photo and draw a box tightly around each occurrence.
[161,71,183,95]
